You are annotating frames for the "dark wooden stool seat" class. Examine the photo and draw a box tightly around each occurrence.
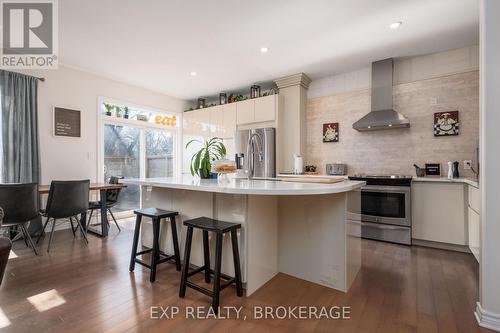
[129,208,181,282]
[179,217,243,313]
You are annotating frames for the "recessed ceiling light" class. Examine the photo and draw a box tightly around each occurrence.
[260,47,269,53]
[190,72,197,76]
[389,21,402,29]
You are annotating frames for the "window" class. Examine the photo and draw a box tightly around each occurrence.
[99,98,180,213]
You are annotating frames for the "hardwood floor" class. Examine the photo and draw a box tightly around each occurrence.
[0,218,493,333]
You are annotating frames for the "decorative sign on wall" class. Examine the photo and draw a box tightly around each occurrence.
[54,107,81,137]
[425,163,441,176]
[434,111,459,136]
[323,123,339,142]
[154,115,177,127]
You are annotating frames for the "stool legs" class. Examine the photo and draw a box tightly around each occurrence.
[179,226,193,298]
[202,230,211,283]
[150,217,161,282]
[231,230,243,297]
[212,233,223,312]
[129,214,142,272]
[170,216,181,271]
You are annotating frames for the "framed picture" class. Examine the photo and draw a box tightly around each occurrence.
[425,163,441,177]
[323,123,339,142]
[53,107,81,138]
[434,111,459,136]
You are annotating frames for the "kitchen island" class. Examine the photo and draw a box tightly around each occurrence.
[122,176,365,295]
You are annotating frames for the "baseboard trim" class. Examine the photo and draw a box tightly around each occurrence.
[475,302,500,332]
[412,238,471,253]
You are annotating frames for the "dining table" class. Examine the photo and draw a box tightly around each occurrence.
[39,183,127,237]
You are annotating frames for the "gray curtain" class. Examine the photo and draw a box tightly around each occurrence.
[0,70,41,236]
[0,70,40,183]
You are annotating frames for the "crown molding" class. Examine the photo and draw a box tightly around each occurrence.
[274,73,312,89]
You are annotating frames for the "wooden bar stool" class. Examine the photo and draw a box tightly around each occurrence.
[129,208,181,282]
[179,217,243,313]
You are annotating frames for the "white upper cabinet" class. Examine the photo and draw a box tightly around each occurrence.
[221,103,236,138]
[183,108,211,137]
[236,95,277,125]
[254,95,276,122]
[209,106,224,137]
[236,99,255,125]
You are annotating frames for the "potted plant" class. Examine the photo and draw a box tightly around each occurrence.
[123,106,129,119]
[115,105,122,118]
[186,137,226,178]
[104,103,113,116]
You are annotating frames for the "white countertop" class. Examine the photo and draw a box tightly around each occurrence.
[122,175,365,195]
[412,177,479,188]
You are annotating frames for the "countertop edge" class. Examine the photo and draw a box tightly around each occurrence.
[121,178,366,195]
[412,177,479,188]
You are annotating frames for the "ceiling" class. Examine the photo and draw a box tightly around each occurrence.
[59,0,479,100]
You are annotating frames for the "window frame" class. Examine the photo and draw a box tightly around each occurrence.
[96,96,183,185]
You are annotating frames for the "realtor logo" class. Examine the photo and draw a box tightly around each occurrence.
[1,0,58,68]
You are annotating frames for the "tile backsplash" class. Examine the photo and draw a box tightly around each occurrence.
[306,70,479,178]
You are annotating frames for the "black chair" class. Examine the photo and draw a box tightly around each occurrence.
[36,180,90,253]
[87,176,122,233]
[179,217,243,313]
[0,237,11,285]
[0,183,40,255]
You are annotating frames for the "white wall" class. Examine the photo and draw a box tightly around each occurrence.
[14,65,188,184]
[476,0,500,331]
[308,45,479,99]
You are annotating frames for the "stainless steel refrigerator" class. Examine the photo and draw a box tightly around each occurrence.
[234,127,276,179]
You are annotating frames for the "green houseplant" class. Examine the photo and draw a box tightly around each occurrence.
[115,105,122,117]
[186,137,226,178]
[123,106,129,119]
[104,103,113,116]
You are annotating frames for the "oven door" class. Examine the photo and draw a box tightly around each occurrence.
[360,185,411,227]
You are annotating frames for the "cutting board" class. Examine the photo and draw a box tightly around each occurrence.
[280,177,344,184]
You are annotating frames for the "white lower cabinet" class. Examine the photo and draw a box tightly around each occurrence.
[468,207,480,261]
[412,182,467,245]
[467,184,480,262]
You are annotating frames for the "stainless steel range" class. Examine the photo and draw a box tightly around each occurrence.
[348,175,412,245]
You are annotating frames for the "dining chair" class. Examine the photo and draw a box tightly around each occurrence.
[0,183,40,255]
[87,176,122,233]
[0,236,11,285]
[36,180,90,253]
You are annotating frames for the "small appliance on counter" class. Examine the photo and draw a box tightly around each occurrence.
[326,163,347,176]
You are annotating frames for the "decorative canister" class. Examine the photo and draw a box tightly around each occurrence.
[197,98,206,109]
[219,93,227,105]
[250,85,261,99]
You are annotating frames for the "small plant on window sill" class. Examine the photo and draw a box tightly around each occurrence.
[186,137,226,179]
[115,105,122,118]
[104,103,113,116]
[123,106,129,119]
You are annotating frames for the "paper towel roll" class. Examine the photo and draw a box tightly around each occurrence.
[294,154,303,174]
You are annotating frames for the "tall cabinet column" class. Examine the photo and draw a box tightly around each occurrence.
[274,73,311,173]
[476,0,500,331]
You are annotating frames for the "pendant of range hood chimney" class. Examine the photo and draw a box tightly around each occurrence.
[352,58,410,131]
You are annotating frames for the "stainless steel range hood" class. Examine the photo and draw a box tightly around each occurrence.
[353,58,410,131]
